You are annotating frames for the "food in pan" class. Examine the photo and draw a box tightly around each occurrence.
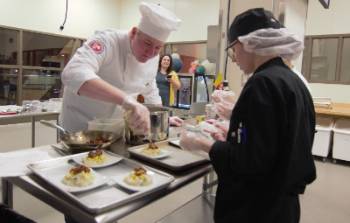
[82,149,107,166]
[123,167,152,186]
[89,136,109,144]
[62,165,94,187]
[141,142,161,156]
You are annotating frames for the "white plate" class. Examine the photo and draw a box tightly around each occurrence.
[112,170,156,192]
[133,147,172,159]
[168,139,181,148]
[72,151,123,168]
[35,163,108,193]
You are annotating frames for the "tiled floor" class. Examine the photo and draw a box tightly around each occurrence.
[2,159,350,223]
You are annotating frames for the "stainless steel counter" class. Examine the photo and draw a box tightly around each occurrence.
[2,138,212,223]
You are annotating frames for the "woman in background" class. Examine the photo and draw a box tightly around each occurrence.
[156,54,181,106]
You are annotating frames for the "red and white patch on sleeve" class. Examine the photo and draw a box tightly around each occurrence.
[88,40,104,54]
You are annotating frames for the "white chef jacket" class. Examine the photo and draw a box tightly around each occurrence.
[60,29,161,132]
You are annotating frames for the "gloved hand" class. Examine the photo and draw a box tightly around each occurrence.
[122,95,150,135]
[212,90,236,103]
[197,121,218,140]
[211,90,236,120]
[215,101,234,120]
[205,119,229,141]
[211,90,223,103]
[179,129,214,153]
[169,116,184,127]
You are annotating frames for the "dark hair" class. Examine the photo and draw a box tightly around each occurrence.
[158,54,173,74]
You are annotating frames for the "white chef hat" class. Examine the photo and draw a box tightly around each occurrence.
[138,2,181,42]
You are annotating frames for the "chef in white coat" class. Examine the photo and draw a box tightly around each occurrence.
[60,2,182,135]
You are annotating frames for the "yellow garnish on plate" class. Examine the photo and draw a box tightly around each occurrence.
[83,149,107,166]
[62,165,94,187]
[123,167,152,186]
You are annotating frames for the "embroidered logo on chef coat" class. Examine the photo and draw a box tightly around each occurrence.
[89,40,104,54]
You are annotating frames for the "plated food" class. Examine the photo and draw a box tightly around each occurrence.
[131,142,171,159]
[141,142,161,156]
[83,149,107,166]
[72,150,123,168]
[123,167,152,187]
[62,165,94,187]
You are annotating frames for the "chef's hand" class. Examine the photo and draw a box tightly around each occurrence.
[169,116,184,127]
[179,130,214,153]
[122,95,150,135]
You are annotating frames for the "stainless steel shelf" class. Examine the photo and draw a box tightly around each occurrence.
[157,193,215,223]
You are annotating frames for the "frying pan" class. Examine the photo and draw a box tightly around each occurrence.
[40,120,119,150]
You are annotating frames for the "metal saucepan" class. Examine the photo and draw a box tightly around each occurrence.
[125,105,169,145]
[40,120,120,151]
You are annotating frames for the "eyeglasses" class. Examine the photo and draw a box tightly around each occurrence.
[225,40,238,51]
[225,40,237,61]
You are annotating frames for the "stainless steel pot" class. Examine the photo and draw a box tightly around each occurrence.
[125,105,169,145]
[149,106,169,141]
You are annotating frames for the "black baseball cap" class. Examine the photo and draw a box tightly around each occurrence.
[228,8,283,44]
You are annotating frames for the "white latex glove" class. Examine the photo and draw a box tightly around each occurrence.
[122,95,150,135]
[169,116,184,127]
[197,121,218,140]
[211,90,222,103]
[205,119,229,141]
[221,91,235,103]
[211,90,235,104]
[179,129,214,153]
[215,101,234,120]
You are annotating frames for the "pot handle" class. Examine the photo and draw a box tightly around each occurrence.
[40,120,70,135]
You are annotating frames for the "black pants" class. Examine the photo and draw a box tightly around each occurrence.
[0,204,36,223]
[266,194,300,223]
[65,215,80,223]
[214,194,300,223]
